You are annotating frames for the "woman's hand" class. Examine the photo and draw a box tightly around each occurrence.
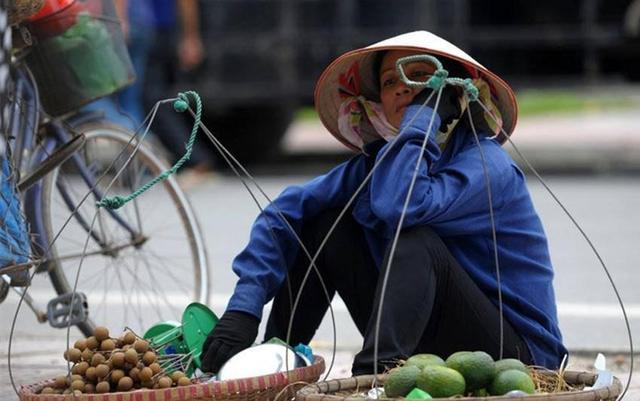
[201,311,259,373]
[404,85,463,132]
[179,35,204,71]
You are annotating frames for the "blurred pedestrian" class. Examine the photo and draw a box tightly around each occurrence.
[85,0,214,186]
[114,0,155,127]
[143,0,214,185]
[84,0,154,130]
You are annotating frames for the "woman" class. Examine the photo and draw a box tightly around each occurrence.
[201,31,567,375]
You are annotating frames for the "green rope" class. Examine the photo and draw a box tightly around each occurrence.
[97,91,202,210]
[396,55,479,100]
[396,54,446,89]
[447,77,480,101]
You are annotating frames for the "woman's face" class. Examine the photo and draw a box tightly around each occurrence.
[379,50,436,128]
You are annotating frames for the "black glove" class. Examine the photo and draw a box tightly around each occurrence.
[466,101,493,134]
[200,310,259,374]
[404,85,463,132]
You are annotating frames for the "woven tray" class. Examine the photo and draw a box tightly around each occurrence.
[19,355,325,401]
[9,0,45,25]
[296,370,622,401]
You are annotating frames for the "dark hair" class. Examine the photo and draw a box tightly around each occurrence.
[372,50,387,91]
[441,59,471,79]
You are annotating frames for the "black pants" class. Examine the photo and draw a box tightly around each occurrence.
[264,209,532,375]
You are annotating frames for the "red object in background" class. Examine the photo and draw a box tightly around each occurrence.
[83,0,103,16]
[27,0,75,21]
[26,0,88,38]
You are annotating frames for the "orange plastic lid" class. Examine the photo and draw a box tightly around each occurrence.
[27,0,76,21]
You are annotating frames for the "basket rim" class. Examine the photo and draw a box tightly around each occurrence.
[295,369,623,401]
[19,355,325,401]
[9,0,45,25]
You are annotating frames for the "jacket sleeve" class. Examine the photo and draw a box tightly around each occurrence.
[227,157,367,319]
[369,105,509,235]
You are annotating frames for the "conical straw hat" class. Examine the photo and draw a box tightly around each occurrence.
[314,30,518,151]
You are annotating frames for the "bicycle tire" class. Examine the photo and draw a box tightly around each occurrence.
[41,122,209,336]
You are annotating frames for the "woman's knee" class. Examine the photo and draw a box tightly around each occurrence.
[390,225,451,269]
[399,225,443,245]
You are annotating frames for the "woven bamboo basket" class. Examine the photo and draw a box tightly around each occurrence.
[19,355,325,401]
[296,369,622,401]
[8,0,45,25]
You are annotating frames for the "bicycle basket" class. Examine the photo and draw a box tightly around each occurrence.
[23,0,135,116]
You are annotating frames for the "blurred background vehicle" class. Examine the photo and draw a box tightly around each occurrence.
[189,0,640,163]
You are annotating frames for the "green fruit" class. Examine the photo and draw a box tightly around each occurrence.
[405,354,446,369]
[495,358,529,375]
[446,350,472,361]
[416,365,466,398]
[473,388,489,397]
[384,365,421,398]
[445,351,495,391]
[489,369,536,396]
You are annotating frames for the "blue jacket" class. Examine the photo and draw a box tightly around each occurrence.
[227,105,567,368]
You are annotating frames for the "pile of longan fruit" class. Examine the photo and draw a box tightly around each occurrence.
[38,326,191,395]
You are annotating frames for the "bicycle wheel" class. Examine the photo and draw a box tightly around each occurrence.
[41,122,209,336]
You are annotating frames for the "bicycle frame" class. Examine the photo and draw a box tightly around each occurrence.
[9,64,140,271]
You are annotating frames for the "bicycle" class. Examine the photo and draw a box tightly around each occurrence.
[0,0,209,337]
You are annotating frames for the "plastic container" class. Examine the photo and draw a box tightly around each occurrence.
[143,302,219,376]
[24,0,135,117]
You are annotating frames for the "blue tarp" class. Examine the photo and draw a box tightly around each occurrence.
[0,156,30,271]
